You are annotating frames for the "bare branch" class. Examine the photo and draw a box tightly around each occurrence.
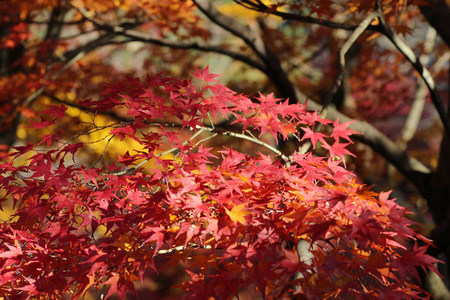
[398,80,428,146]
[229,1,449,138]
[194,0,268,61]
[376,7,450,136]
[195,0,299,104]
[44,93,135,123]
[113,123,291,177]
[61,31,119,61]
[425,269,450,300]
[233,0,381,31]
[119,30,268,73]
[398,28,437,146]
[202,126,291,163]
[322,11,379,111]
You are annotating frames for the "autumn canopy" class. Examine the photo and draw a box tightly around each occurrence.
[0,0,449,299]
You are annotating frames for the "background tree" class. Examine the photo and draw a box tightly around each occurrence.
[0,0,449,298]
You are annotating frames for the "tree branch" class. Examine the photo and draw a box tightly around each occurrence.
[322,11,379,111]
[229,1,449,137]
[398,28,437,147]
[203,126,291,163]
[119,30,268,73]
[44,93,135,123]
[195,0,299,104]
[419,0,450,47]
[233,0,381,31]
[113,124,291,176]
[194,0,268,62]
[375,8,450,136]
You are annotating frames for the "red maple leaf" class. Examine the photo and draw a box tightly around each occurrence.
[300,126,327,148]
[191,65,220,82]
[322,141,355,162]
[330,119,359,143]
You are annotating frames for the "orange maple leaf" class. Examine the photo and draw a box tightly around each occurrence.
[225,203,250,225]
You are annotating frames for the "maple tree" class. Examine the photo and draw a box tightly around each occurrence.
[1,0,450,299]
[0,66,442,299]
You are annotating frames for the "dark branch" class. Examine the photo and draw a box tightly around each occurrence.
[419,0,450,47]
[119,30,267,73]
[233,0,381,31]
[194,0,299,104]
[194,0,268,62]
[375,8,450,136]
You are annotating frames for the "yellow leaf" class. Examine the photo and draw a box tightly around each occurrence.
[225,203,250,225]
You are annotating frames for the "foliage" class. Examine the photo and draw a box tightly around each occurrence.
[1,0,449,299]
[0,67,441,299]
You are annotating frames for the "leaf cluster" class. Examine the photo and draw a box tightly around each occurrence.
[0,67,441,299]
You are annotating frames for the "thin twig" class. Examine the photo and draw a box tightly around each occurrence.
[112,122,292,177]
[112,127,207,176]
[91,135,115,168]
[200,126,291,163]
